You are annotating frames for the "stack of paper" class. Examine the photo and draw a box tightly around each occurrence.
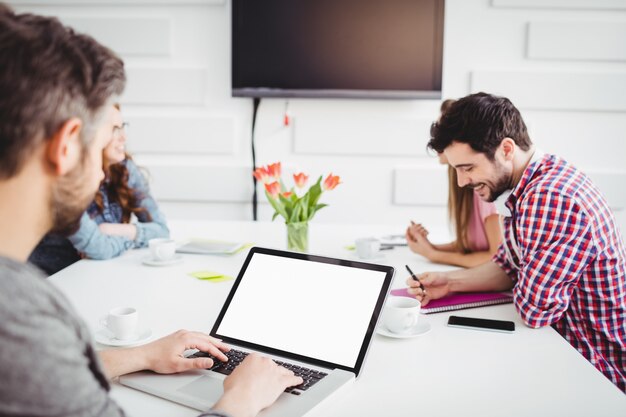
[379,234,407,247]
[177,239,248,255]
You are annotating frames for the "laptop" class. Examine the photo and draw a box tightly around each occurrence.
[120,246,394,416]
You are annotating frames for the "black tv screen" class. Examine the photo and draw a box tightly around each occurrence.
[232,0,445,99]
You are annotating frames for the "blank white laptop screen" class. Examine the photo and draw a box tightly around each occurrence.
[215,252,388,368]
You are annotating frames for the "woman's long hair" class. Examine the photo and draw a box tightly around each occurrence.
[94,154,151,223]
[448,165,474,254]
[94,103,151,223]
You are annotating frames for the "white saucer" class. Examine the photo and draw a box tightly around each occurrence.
[94,327,153,347]
[141,254,183,267]
[376,322,431,339]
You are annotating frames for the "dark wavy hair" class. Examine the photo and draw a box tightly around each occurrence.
[428,92,532,160]
[94,155,151,223]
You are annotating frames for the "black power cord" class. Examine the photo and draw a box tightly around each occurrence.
[251,97,261,221]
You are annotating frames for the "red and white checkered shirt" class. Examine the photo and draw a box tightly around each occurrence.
[493,154,626,392]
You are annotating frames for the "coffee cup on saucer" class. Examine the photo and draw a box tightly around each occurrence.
[355,237,381,259]
[100,306,139,341]
[148,238,176,262]
[383,297,421,334]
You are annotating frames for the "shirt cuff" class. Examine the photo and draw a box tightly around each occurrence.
[492,245,517,279]
[133,223,146,248]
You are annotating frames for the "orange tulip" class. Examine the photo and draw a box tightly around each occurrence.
[293,172,309,188]
[267,162,282,179]
[282,191,293,198]
[323,173,341,191]
[265,181,281,198]
[253,166,270,183]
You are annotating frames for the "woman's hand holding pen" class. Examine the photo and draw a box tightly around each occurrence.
[405,271,451,306]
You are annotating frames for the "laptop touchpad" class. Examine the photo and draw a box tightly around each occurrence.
[177,375,224,402]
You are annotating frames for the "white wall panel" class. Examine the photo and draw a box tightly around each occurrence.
[523,111,626,169]
[528,21,626,62]
[492,0,626,10]
[146,164,252,203]
[393,166,448,206]
[122,68,207,105]
[471,70,626,111]
[293,116,433,157]
[128,116,235,155]
[586,171,626,210]
[64,18,171,56]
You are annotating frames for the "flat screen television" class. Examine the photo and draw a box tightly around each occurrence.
[232,0,445,99]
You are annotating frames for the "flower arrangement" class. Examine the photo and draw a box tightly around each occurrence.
[253,161,340,251]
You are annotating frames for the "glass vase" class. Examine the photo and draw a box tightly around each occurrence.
[286,221,309,253]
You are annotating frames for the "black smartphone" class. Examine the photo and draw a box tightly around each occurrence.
[447,315,515,333]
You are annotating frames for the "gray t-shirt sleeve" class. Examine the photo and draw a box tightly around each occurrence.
[0,257,125,417]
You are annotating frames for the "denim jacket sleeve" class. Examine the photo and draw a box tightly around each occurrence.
[126,159,170,248]
[68,212,134,260]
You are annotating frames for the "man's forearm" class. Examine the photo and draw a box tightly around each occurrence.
[448,261,514,292]
[99,346,149,379]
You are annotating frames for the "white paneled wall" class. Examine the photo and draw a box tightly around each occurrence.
[9,0,626,232]
[64,17,172,56]
[527,20,626,61]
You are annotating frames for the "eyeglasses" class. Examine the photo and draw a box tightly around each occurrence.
[112,122,129,139]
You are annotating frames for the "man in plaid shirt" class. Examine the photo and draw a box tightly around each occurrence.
[406,92,626,392]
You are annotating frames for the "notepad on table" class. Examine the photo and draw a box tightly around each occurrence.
[390,288,513,314]
[379,234,407,247]
[177,239,247,255]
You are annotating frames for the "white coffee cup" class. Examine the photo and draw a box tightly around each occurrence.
[100,306,139,340]
[355,237,381,259]
[383,297,421,334]
[149,238,176,261]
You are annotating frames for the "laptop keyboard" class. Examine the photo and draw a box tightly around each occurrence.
[188,349,328,395]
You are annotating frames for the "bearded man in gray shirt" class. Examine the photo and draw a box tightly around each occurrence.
[0,5,301,417]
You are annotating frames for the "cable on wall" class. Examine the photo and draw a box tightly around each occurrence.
[251,97,261,221]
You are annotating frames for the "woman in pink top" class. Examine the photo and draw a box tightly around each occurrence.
[406,100,502,268]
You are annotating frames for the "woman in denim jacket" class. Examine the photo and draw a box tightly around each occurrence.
[29,105,169,275]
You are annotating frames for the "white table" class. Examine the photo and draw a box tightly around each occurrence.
[49,220,626,417]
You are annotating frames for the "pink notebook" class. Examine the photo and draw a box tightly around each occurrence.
[390,288,513,314]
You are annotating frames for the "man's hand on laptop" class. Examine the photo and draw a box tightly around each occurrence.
[212,353,304,417]
[99,329,230,379]
[142,330,230,374]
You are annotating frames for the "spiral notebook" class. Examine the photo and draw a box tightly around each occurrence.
[390,288,513,314]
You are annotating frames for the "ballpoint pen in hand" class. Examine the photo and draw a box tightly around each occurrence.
[405,265,425,292]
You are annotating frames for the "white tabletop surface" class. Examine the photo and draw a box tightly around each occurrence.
[49,220,626,417]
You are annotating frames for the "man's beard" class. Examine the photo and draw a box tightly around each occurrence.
[470,161,512,202]
[483,174,510,202]
[48,157,96,237]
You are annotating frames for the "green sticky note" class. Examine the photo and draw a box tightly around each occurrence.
[201,275,233,283]
[189,271,224,279]
[189,270,234,283]
[233,242,254,254]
